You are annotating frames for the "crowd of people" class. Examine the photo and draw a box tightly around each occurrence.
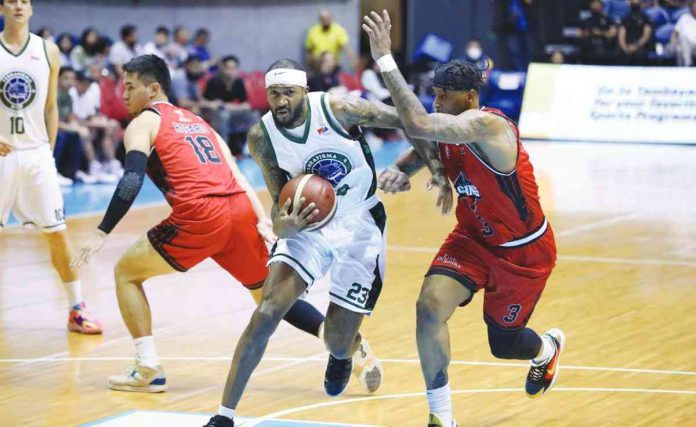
[28,8,369,186]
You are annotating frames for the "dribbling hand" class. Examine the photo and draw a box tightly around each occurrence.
[70,229,108,269]
[378,166,411,194]
[0,136,13,157]
[274,197,319,239]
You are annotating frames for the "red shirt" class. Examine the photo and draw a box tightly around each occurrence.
[146,102,243,207]
[438,107,547,247]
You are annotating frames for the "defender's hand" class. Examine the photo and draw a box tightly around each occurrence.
[71,229,108,269]
[256,217,278,245]
[0,136,13,156]
[378,165,411,194]
[362,10,393,62]
[427,175,453,215]
[274,197,319,238]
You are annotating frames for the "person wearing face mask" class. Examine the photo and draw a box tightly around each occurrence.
[619,0,653,65]
[463,39,494,72]
[580,0,617,65]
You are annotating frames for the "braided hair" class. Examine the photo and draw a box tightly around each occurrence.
[432,60,485,93]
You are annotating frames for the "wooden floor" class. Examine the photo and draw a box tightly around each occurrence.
[1,142,695,426]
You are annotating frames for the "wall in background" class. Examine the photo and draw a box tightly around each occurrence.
[28,0,360,71]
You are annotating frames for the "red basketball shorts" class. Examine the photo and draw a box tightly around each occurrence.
[428,226,557,329]
[148,193,269,288]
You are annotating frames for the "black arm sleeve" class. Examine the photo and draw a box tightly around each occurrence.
[97,151,148,234]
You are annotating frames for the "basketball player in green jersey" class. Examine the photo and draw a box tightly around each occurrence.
[0,0,102,333]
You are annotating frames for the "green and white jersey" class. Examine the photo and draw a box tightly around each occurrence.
[260,92,379,217]
[0,33,51,150]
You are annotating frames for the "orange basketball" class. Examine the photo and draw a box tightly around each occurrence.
[279,174,337,231]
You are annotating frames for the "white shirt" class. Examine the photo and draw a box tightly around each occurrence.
[675,13,696,44]
[143,41,166,60]
[109,41,143,66]
[360,69,391,103]
[69,83,101,120]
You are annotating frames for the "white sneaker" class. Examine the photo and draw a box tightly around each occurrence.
[75,170,98,184]
[108,361,167,393]
[106,159,124,177]
[88,160,103,176]
[57,174,73,186]
[352,337,383,393]
[428,413,457,427]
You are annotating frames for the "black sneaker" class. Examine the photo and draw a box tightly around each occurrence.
[324,354,352,397]
[203,415,234,427]
[525,328,566,399]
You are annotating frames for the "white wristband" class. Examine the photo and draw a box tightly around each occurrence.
[376,54,398,73]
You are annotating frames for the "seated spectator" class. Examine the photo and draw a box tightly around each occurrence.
[580,0,618,64]
[171,55,207,114]
[56,67,101,183]
[70,27,101,72]
[70,71,123,178]
[463,39,495,72]
[56,33,74,67]
[191,28,216,69]
[660,0,687,14]
[361,56,391,104]
[109,24,143,76]
[37,26,53,41]
[672,1,696,66]
[618,0,653,65]
[143,26,170,61]
[201,55,257,157]
[167,26,191,70]
[308,51,341,92]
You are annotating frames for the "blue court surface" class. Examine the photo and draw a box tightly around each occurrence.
[9,140,408,223]
[78,410,379,427]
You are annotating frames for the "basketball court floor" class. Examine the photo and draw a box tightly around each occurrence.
[1,141,694,426]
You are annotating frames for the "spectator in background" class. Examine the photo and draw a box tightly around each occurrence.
[56,33,74,67]
[201,55,257,156]
[361,56,391,104]
[619,0,653,65]
[167,26,191,69]
[305,9,355,72]
[660,0,687,14]
[308,51,341,92]
[191,28,216,68]
[550,50,566,63]
[70,72,123,178]
[493,0,534,71]
[37,26,53,40]
[580,0,617,65]
[672,1,696,66]
[109,24,143,76]
[71,27,102,72]
[57,67,101,183]
[143,26,170,61]
[171,55,207,114]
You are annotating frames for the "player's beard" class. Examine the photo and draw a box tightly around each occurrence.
[275,102,305,128]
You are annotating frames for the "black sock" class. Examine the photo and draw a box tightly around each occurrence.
[283,299,325,337]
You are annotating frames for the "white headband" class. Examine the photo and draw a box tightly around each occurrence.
[265,68,307,88]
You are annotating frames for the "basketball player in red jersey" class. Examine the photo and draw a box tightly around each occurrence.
[364,11,565,426]
[71,55,326,392]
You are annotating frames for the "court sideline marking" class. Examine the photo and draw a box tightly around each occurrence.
[1,355,694,377]
[244,387,696,426]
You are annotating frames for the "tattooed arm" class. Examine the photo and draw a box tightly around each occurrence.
[329,94,452,214]
[247,124,319,237]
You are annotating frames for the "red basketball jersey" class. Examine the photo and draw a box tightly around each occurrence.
[438,107,547,247]
[145,102,243,206]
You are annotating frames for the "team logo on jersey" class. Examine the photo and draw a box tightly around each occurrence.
[317,125,331,135]
[0,71,37,111]
[453,172,481,210]
[305,152,352,187]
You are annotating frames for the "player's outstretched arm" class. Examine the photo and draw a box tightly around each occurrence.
[215,130,277,245]
[362,10,505,145]
[71,113,157,269]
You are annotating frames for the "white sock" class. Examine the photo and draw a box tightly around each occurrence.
[217,405,236,420]
[134,336,160,367]
[532,335,555,365]
[63,280,83,310]
[426,383,452,426]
